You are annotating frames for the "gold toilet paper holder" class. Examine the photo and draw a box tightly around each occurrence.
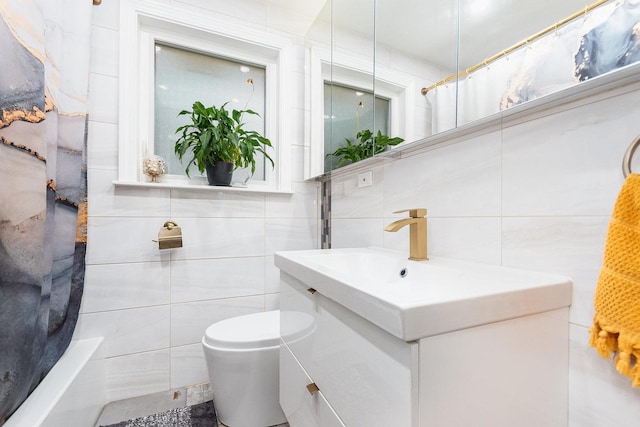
[154,221,183,249]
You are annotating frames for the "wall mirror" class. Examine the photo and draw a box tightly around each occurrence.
[304,0,640,179]
[304,0,377,178]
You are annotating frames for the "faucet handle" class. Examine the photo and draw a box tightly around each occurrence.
[393,208,427,218]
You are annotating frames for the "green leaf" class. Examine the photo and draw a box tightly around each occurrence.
[326,129,404,170]
[173,100,274,176]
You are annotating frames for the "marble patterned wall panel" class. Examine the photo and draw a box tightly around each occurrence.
[382,130,502,218]
[501,83,640,217]
[569,324,640,427]
[330,165,384,220]
[105,350,171,403]
[331,218,384,249]
[170,257,266,303]
[170,344,209,389]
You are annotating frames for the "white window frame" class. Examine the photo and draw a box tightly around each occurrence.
[118,0,292,192]
[305,44,415,178]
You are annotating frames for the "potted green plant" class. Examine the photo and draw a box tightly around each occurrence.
[174,101,274,186]
[327,129,404,169]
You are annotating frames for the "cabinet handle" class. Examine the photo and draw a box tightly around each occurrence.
[306,382,319,395]
[307,288,317,294]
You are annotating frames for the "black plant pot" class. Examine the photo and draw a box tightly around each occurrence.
[205,160,234,186]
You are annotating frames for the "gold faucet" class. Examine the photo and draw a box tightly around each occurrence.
[384,209,428,261]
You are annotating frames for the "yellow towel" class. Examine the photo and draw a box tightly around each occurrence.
[590,173,640,387]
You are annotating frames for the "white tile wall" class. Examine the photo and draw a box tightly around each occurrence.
[174,0,267,27]
[265,218,318,254]
[170,257,265,303]
[501,97,635,217]
[86,121,118,170]
[264,255,281,294]
[91,0,119,30]
[569,324,640,427]
[169,189,266,218]
[331,166,384,219]
[329,80,640,425]
[170,344,209,388]
[266,4,316,37]
[383,130,502,217]
[266,182,318,218]
[89,25,119,77]
[331,218,384,249]
[87,217,172,264]
[421,217,502,264]
[170,217,266,260]
[85,0,319,403]
[75,306,171,357]
[264,292,281,311]
[81,262,171,312]
[290,145,308,181]
[170,295,264,347]
[89,169,172,217]
[105,350,171,402]
[501,216,609,326]
[88,74,119,124]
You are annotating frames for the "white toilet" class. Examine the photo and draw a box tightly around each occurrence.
[202,310,286,427]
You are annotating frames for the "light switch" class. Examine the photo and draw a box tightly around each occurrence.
[358,171,373,188]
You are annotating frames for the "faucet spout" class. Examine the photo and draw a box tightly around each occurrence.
[384,217,421,232]
[384,209,428,261]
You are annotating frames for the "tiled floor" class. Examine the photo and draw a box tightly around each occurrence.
[219,424,288,427]
[96,387,201,426]
[95,384,288,427]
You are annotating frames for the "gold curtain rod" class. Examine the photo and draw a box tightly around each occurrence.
[420,0,611,95]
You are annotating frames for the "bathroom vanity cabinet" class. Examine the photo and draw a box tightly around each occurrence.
[276,248,572,427]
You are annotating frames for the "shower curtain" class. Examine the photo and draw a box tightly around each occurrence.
[0,0,91,424]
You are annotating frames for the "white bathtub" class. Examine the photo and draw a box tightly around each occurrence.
[5,337,105,427]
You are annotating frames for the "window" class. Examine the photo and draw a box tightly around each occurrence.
[118,2,292,192]
[154,44,268,183]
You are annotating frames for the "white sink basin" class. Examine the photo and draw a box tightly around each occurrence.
[274,247,572,341]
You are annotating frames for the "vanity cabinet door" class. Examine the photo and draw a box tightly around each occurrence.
[417,309,569,427]
[280,341,345,427]
[279,271,419,427]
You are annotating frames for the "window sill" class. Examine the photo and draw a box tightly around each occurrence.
[113,181,294,195]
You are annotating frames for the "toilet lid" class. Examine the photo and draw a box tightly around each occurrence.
[203,310,280,350]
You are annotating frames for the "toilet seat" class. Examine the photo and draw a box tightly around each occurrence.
[203,310,280,350]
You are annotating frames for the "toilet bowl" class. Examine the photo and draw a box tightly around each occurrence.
[202,310,286,427]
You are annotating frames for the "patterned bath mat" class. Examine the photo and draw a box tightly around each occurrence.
[101,400,217,427]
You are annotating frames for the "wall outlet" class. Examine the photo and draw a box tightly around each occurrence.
[358,171,373,188]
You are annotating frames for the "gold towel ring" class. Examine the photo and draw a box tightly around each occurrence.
[623,135,640,177]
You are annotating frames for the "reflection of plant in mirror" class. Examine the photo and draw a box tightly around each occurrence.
[327,129,404,169]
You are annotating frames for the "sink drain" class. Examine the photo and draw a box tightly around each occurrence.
[399,267,408,278]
